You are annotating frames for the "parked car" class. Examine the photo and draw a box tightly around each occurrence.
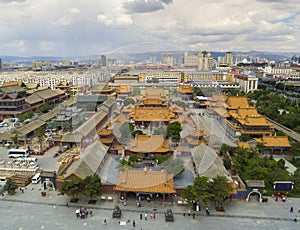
[0,122,8,127]
[58,146,69,153]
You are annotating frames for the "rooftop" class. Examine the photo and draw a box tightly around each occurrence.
[114,168,176,194]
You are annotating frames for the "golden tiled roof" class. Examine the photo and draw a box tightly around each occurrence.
[210,94,227,102]
[98,129,112,136]
[114,168,176,194]
[238,141,250,149]
[239,116,271,126]
[2,81,23,87]
[227,96,249,109]
[230,107,259,119]
[214,108,229,117]
[256,136,291,147]
[179,85,194,93]
[118,84,131,93]
[131,107,175,122]
[141,98,164,105]
[128,134,170,153]
[99,136,115,144]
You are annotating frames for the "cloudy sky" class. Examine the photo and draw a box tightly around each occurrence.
[0,0,299,56]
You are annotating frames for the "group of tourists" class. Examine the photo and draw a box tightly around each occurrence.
[75,207,92,219]
[139,212,156,221]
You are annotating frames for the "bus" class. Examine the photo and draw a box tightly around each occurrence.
[8,149,29,158]
[31,173,41,184]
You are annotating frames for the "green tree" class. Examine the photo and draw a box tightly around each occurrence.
[167,121,182,144]
[83,175,102,198]
[116,154,138,170]
[239,133,251,142]
[157,154,171,164]
[132,130,143,137]
[35,103,51,114]
[34,126,46,151]
[4,178,18,195]
[223,154,232,170]
[59,177,85,198]
[182,176,213,205]
[220,144,233,156]
[18,111,34,122]
[209,175,233,207]
[291,169,300,194]
[193,87,204,96]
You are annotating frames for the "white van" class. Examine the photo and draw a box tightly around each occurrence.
[0,177,7,186]
[31,173,41,184]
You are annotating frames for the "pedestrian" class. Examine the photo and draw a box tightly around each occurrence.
[76,209,80,218]
[144,213,147,221]
[104,218,107,225]
[140,213,143,220]
[293,215,297,222]
[290,207,294,213]
[150,212,153,219]
[66,202,69,207]
[206,208,210,216]
[89,210,93,217]
[133,219,136,227]
[193,213,195,219]
[153,213,156,219]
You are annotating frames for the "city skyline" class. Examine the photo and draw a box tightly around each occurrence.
[0,0,300,57]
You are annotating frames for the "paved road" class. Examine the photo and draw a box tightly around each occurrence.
[1,182,300,230]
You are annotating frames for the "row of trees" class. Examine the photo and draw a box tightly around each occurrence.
[247,90,300,133]
[18,104,52,122]
[224,146,295,194]
[181,175,233,207]
[59,175,102,198]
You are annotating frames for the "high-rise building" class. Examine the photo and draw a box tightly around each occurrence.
[225,52,233,66]
[183,52,199,68]
[0,58,2,70]
[161,53,176,66]
[198,51,214,71]
[100,55,107,67]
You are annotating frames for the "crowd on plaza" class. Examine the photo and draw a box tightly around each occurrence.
[75,207,92,219]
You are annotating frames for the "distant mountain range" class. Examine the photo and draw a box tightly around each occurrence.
[0,50,295,65]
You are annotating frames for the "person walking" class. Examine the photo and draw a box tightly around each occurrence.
[75,209,80,218]
[144,213,148,221]
[133,219,136,228]
[140,213,143,220]
[293,215,297,223]
[206,208,210,216]
[290,207,294,213]
[104,219,107,225]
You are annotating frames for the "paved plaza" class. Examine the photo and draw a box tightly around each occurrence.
[1,183,300,230]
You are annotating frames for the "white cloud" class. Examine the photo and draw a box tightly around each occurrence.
[0,0,299,56]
